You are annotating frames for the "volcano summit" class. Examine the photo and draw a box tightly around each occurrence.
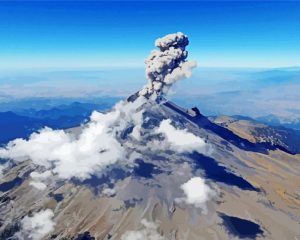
[0,33,299,240]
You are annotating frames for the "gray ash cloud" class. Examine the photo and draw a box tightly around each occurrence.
[139,32,197,98]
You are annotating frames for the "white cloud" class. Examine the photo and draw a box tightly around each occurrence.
[178,177,214,209]
[102,187,116,197]
[121,219,165,240]
[29,181,47,190]
[131,124,142,140]
[155,119,207,153]
[17,209,55,240]
[0,97,146,180]
[0,111,123,180]
[30,171,52,179]
[29,171,52,190]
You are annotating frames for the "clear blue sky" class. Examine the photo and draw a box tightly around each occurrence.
[1,1,300,70]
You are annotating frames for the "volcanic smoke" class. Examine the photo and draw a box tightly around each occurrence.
[139,32,197,98]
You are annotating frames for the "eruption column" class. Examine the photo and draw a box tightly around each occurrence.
[139,32,197,98]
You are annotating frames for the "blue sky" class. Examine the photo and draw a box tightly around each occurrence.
[0,1,300,122]
[0,1,300,70]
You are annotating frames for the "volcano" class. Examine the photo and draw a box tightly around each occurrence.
[0,33,299,240]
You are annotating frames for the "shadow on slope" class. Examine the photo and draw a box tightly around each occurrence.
[190,152,259,192]
[220,213,264,239]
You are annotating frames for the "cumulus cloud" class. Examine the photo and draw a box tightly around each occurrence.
[140,32,197,98]
[121,219,165,240]
[29,181,47,190]
[102,187,116,197]
[0,111,123,180]
[0,97,146,180]
[177,177,214,210]
[155,119,207,153]
[29,171,52,190]
[17,209,55,240]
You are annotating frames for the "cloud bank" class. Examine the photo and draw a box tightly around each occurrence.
[121,219,165,240]
[17,209,55,240]
[0,111,123,180]
[0,97,146,181]
[155,119,207,153]
[140,32,197,98]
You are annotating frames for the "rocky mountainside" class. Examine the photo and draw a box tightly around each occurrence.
[0,97,299,240]
[211,115,300,154]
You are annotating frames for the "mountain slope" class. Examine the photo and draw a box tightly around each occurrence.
[0,98,299,240]
[211,115,300,153]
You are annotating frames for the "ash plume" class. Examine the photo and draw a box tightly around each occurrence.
[139,32,197,98]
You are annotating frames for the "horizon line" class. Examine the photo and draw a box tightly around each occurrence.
[1,65,300,73]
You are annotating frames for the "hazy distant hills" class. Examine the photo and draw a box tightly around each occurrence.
[1,98,300,147]
[1,67,300,131]
[256,114,300,130]
[171,67,300,128]
[0,97,121,113]
[0,101,117,144]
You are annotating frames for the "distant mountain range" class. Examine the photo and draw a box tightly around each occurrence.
[1,99,300,147]
[0,101,116,144]
[255,114,300,130]
[0,97,120,113]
